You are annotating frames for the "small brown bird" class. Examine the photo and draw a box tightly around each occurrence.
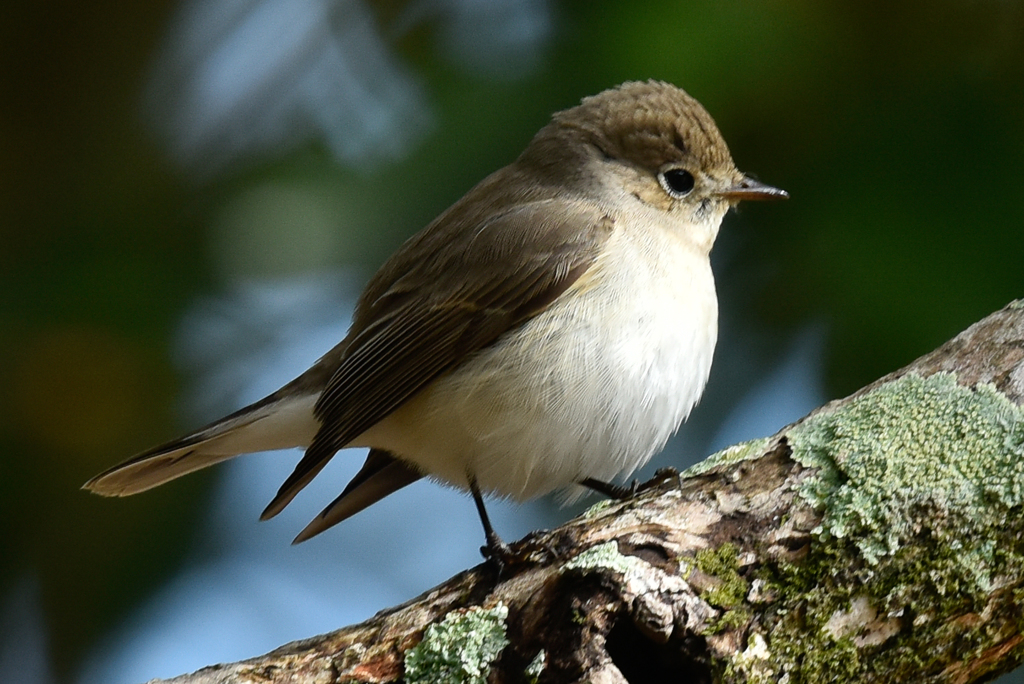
[85,81,786,559]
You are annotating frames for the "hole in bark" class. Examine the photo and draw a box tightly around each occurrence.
[621,542,672,568]
[605,618,712,683]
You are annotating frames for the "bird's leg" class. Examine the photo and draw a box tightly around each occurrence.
[469,475,512,566]
[579,477,639,500]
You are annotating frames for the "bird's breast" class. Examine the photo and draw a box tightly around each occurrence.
[361,223,719,500]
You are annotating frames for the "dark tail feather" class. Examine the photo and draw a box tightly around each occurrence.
[292,449,422,543]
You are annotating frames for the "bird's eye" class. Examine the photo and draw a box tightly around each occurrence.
[659,168,695,198]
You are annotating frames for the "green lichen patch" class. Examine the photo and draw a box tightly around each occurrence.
[787,372,1024,568]
[524,649,546,683]
[581,498,614,519]
[693,543,752,633]
[740,371,1024,681]
[404,603,510,684]
[727,633,776,684]
[563,540,641,576]
[695,543,748,608]
[745,530,1022,683]
[685,437,774,477]
[773,625,862,683]
[748,549,887,681]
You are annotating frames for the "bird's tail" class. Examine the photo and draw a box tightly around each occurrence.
[83,392,319,497]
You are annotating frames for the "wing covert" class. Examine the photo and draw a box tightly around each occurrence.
[261,198,615,518]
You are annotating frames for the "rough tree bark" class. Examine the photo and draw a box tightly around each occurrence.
[154,301,1024,684]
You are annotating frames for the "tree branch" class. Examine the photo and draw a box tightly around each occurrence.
[154,301,1024,684]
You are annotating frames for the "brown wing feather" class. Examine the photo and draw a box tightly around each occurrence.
[260,198,614,519]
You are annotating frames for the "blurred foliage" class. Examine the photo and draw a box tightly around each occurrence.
[1,0,1022,680]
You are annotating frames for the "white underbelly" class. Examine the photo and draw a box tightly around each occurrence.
[357,229,718,500]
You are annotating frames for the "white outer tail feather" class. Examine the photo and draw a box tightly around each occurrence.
[84,394,319,497]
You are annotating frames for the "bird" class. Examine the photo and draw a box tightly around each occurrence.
[84,80,787,561]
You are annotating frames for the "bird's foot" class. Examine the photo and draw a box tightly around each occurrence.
[647,467,682,491]
[581,468,684,500]
[480,531,560,577]
[480,530,515,574]
[580,477,640,500]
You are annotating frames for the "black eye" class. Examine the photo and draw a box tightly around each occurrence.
[659,168,695,198]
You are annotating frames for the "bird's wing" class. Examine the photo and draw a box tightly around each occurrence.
[260,197,615,519]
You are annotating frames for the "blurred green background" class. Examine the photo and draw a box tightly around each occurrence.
[2,0,1022,681]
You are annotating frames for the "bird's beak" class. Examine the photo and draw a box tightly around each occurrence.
[719,176,789,202]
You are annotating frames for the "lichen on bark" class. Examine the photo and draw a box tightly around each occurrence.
[732,369,1024,682]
